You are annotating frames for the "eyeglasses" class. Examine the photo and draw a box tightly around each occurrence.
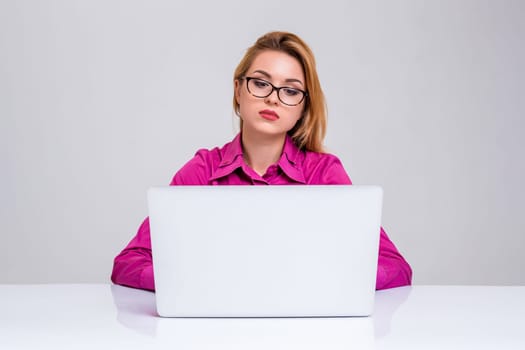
[244,77,308,106]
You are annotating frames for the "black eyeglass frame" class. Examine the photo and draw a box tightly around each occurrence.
[243,76,308,106]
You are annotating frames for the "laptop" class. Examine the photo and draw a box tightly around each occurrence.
[148,185,382,318]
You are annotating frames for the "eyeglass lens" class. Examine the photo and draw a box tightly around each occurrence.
[246,78,305,106]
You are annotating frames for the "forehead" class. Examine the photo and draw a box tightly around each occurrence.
[248,50,304,83]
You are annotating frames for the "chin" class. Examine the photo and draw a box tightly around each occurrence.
[243,124,288,138]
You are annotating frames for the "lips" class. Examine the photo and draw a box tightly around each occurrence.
[259,109,280,121]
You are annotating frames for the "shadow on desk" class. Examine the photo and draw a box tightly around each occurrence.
[110,284,411,348]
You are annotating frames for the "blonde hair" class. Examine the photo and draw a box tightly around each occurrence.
[233,31,327,153]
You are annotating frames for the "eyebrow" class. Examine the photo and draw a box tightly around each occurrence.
[251,69,304,86]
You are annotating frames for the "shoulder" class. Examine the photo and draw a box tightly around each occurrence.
[169,142,231,185]
[302,150,343,166]
[300,150,352,184]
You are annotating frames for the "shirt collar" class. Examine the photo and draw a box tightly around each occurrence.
[209,133,245,181]
[277,134,306,183]
[210,133,306,184]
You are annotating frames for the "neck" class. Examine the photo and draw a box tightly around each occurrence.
[241,130,286,176]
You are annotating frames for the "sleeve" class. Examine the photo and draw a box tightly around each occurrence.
[111,217,155,291]
[110,151,211,291]
[375,227,413,290]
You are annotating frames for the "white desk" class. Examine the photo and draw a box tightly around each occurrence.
[0,284,523,349]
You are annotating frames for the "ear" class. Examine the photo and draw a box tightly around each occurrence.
[234,79,241,104]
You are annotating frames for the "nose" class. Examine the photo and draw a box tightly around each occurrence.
[264,88,280,105]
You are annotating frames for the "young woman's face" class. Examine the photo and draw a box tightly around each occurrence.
[235,50,306,139]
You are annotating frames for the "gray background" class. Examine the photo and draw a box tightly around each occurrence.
[1,0,524,285]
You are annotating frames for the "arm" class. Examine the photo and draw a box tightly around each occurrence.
[376,227,412,290]
[111,217,155,291]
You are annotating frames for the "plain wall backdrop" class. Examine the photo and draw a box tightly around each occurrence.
[1,0,524,285]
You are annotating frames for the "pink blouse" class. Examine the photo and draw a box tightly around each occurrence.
[111,133,412,291]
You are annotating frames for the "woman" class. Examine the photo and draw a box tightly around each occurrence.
[111,31,412,291]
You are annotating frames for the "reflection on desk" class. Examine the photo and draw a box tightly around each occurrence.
[110,284,380,349]
[0,284,523,349]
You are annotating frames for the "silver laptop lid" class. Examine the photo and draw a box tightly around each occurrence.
[148,185,382,317]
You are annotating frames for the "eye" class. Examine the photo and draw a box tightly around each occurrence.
[253,79,270,88]
[282,88,301,97]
